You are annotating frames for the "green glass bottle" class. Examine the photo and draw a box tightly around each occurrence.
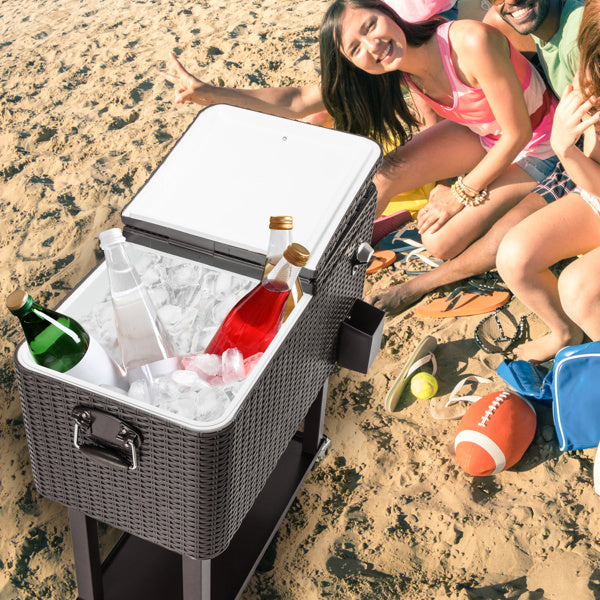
[7,289,126,389]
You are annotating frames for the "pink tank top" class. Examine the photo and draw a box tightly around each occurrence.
[406,21,556,160]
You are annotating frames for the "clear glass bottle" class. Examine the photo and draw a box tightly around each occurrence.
[205,242,310,358]
[99,228,179,383]
[7,289,127,389]
[262,215,303,321]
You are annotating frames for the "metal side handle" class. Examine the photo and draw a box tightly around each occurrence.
[352,242,374,275]
[72,406,141,471]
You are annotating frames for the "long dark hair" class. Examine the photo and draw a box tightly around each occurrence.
[319,0,444,149]
[578,0,600,107]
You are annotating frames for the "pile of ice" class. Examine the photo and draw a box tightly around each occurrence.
[78,247,258,423]
[126,349,264,422]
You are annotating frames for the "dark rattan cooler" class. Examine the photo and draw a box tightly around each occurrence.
[13,105,384,600]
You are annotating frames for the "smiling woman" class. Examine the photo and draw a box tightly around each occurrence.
[319,2,446,148]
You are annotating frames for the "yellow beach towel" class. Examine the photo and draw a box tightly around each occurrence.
[383,182,435,219]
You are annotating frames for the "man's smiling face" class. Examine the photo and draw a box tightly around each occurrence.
[498,0,553,35]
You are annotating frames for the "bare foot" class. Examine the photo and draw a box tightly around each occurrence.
[514,330,584,363]
[364,279,424,313]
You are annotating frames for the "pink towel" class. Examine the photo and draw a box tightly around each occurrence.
[383,0,456,22]
[371,210,412,246]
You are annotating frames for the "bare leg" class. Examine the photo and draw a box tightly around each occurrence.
[497,194,600,362]
[373,120,488,216]
[419,164,536,259]
[365,180,543,313]
[558,246,600,341]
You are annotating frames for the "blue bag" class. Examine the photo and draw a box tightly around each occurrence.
[497,341,600,451]
[552,341,600,451]
[495,359,553,406]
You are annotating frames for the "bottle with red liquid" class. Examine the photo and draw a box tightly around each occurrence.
[262,215,303,322]
[205,242,310,358]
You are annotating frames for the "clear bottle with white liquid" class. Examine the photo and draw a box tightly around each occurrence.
[99,228,179,385]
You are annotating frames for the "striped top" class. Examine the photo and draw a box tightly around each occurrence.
[406,21,557,160]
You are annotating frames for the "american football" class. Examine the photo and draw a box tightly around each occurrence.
[454,391,537,476]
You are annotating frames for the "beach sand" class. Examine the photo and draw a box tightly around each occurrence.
[2,0,600,598]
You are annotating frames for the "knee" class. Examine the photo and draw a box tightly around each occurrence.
[421,234,464,261]
[558,265,598,325]
[496,229,531,283]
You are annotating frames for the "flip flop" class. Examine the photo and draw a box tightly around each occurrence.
[366,250,397,274]
[384,335,437,412]
[429,375,492,420]
[379,227,422,252]
[371,210,412,247]
[415,290,511,318]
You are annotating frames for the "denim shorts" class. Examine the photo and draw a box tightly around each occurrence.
[529,138,583,202]
[515,153,560,184]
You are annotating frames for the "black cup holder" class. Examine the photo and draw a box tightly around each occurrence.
[337,299,385,374]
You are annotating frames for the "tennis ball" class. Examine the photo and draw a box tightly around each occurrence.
[410,372,438,399]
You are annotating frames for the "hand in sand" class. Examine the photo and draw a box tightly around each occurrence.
[160,52,214,105]
[416,183,463,235]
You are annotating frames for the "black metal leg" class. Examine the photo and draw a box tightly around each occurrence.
[182,556,211,600]
[303,379,327,455]
[68,508,104,600]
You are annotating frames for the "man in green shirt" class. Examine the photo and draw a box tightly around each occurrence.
[366,0,585,316]
[486,0,583,98]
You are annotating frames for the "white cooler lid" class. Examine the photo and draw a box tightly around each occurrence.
[122,105,381,275]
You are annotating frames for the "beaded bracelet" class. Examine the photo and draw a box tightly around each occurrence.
[457,175,487,196]
[451,182,486,206]
[452,176,489,207]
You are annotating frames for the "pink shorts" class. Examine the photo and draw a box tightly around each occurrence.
[575,187,600,218]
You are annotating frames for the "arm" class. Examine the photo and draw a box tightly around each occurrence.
[551,84,600,194]
[417,22,535,234]
[452,22,534,193]
[161,52,325,120]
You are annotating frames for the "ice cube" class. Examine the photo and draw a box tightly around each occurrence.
[189,326,217,354]
[135,251,159,273]
[220,382,243,401]
[128,378,151,403]
[150,375,180,408]
[157,304,183,328]
[190,296,216,332]
[147,286,170,308]
[168,262,200,287]
[140,265,163,288]
[171,369,205,390]
[211,299,232,325]
[221,348,245,384]
[200,270,218,297]
[214,272,235,301]
[182,353,221,379]
[196,387,230,422]
[168,263,203,306]
[167,393,198,420]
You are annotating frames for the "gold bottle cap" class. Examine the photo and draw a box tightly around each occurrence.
[6,289,29,311]
[269,216,293,230]
[283,243,310,267]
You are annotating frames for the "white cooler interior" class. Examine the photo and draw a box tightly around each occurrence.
[17,241,312,433]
